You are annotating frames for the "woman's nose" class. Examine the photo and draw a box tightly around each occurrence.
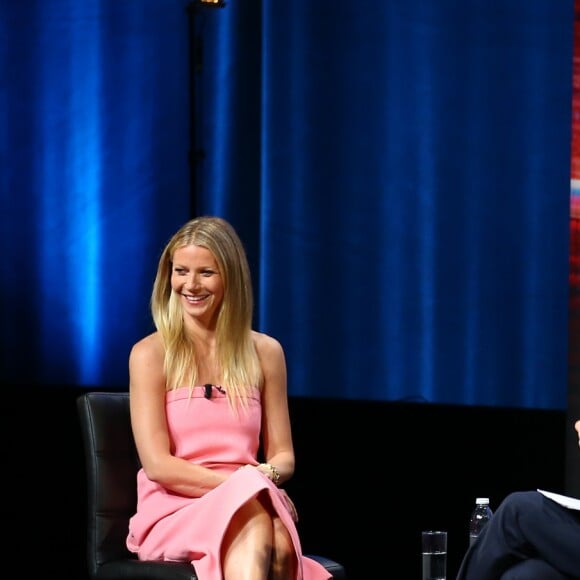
[184,274,199,289]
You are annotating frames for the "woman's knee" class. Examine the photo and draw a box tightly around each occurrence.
[224,497,273,543]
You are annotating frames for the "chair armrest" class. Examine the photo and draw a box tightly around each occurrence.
[307,554,348,580]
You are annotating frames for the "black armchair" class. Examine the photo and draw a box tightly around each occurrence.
[77,391,347,580]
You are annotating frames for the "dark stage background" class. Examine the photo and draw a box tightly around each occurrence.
[1,0,575,410]
[2,1,579,578]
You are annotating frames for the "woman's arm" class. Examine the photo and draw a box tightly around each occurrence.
[575,420,580,449]
[129,332,226,496]
[254,331,295,486]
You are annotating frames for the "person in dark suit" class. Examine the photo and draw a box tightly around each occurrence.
[455,421,580,580]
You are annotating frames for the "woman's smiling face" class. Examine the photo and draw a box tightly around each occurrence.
[171,245,224,325]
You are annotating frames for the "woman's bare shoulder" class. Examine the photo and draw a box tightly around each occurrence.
[252,330,282,350]
[130,331,164,363]
[251,330,285,363]
[129,332,166,392]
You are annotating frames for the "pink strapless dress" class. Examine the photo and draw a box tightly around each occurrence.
[126,385,331,580]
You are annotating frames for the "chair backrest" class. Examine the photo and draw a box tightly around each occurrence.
[77,391,141,578]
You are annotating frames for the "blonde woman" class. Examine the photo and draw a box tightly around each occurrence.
[126,216,331,580]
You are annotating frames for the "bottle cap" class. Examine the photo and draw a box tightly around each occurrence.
[476,497,489,504]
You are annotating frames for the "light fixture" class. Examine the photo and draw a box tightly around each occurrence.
[191,0,226,7]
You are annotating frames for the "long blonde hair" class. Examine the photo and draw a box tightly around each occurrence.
[151,216,262,403]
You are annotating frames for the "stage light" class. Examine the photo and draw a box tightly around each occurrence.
[191,0,226,8]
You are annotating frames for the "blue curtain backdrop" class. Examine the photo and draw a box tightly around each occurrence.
[198,1,574,408]
[0,0,192,387]
[0,0,573,410]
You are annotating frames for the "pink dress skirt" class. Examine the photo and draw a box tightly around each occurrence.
[126,385,331,580]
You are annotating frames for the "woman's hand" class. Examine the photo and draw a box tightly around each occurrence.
[237,464,298,521]
[575,420,580,449]
[278,488,298,522]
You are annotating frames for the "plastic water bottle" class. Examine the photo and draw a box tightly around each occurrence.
[469,497,493,547]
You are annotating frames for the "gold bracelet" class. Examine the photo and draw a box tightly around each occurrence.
[260,462,281,485]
